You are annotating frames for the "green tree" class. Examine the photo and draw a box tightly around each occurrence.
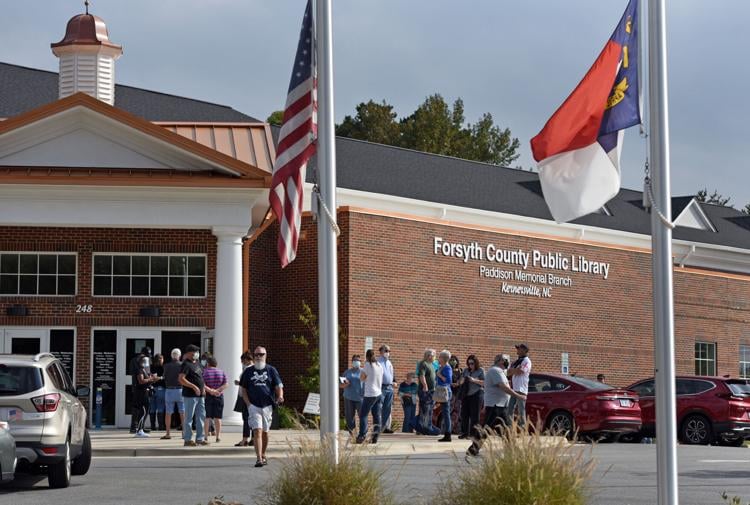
[292,302,346,394]
[696,188,732,207]
[335,100,401,145]
[336,93,520,166]
[267,110,284,126]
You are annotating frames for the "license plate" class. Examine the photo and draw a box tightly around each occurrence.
[619,399,633,407]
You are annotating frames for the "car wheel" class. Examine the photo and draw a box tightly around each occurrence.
[48,439,71,488]
[547,411,575,439]
[680,414,712,445]
[71,430,92,476]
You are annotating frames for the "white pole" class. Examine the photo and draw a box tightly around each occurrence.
[315,0,340,463]
[647,0,679,503]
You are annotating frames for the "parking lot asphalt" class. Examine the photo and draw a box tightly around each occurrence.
[1,442,749,504]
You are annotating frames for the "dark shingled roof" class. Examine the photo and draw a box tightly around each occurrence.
[299,133,750,251]
[0,62,259,122]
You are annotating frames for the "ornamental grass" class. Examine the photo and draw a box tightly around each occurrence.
[432,422,594,505]
[260,435,394,505]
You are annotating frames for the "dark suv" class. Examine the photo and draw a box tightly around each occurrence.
[625,376,750,446]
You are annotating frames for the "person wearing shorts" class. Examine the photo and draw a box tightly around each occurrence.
[240,346,283,468]
[203,356,228,442]
[162,348,185,440]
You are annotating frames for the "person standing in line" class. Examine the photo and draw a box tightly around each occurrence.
[398,372,418,433]
[448,354,462,435]
[458,355,484,440]
[596,373,606,383]
[134,354,159,438]
[129,346,151,433]
[149,353,166,432]
[203,356,228,443]
[162,348,185,440]
[233,351,254,447]
[435,350,453,442]
[356,349,384,444]
[416,349,439,435]
[467,354,525,456]
[507,343,532,428]
[377,345,396,434]
[179,344,207,446]
[340,354,363,435]
[240,346,284,468]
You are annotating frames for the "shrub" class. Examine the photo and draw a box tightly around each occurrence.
[275,405,303,430]
[260,435,394,505]
[433,423,593,505]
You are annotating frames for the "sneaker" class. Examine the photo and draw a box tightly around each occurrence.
[198,440,209,446]
[254,460,264,468]
[184,440,197,447]
[382,429,394,434]
[135,430,150,438]
[355,436,366,444]
[370,437,378,445]
[160,434,171,440]
[438,435,452,442]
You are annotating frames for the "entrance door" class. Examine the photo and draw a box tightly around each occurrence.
[115,330,162,428]
[2,328,49,354]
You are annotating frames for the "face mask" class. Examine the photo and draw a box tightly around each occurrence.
[352,360,361,368]
[200,360,207,367]
[141,361,149,368]
[254,360,266,370]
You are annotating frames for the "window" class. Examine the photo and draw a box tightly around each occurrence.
[695,342,717,376]
[0,253,76,295]
[740,345,750,379]
[93,254,206,297]
[528,375,569,393]
[676,378,715,395]
[629,380,655,397]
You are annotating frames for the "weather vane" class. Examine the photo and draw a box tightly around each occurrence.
[85,0,90,15]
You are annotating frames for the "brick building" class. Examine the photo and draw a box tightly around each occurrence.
[2,9,750,427]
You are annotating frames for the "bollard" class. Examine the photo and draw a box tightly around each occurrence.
[95,387,103,430]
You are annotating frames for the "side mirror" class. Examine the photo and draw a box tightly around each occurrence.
[76,386,91,398]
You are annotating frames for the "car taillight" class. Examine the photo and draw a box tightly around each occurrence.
[32,393,60,412]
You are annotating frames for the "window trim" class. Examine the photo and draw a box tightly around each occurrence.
[694,341,717,376]
[0,251,78,297]
[740,344,750,379]
[91,252,207,298]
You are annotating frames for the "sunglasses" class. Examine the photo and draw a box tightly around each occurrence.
[467,361,475,365]
[254,353,266,357]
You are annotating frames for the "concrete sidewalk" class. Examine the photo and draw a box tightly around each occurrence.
[91,428,487,457]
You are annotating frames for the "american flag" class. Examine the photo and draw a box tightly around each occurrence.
[270,0,317,268]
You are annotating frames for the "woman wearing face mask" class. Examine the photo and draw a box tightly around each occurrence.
[340,354,364,435]
[233,351,254,447]
[134,355,159,438]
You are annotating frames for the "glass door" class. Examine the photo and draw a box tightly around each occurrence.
[115,330,161,428]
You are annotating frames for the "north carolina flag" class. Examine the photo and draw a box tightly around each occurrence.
[531,0,640,223]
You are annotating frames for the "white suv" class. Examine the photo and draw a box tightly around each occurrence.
[0,352,90,488]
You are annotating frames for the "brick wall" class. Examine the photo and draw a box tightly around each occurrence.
[250,209,750,420]
[0,226,218,398]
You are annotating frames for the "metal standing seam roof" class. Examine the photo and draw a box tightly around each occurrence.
[157,123,275,174]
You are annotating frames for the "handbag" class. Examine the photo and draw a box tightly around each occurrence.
[233,394,246,413]
[432,385,450,403]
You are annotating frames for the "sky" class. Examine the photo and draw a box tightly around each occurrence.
[0,0,747,207]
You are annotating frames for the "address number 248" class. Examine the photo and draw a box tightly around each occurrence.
[75,305,93,313]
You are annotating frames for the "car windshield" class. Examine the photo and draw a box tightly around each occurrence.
[727,380,750,396]
[0,364,44,396]
[566,376,612,391]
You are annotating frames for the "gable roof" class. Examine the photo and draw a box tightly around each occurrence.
[0,62,259,122]
[296,133,750,251]
[0,92,271,188]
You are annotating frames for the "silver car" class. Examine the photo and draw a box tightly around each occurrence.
[0,353,90,488]
[0,421,15,482]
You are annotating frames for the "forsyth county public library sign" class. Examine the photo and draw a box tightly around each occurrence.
[433,236,611,299]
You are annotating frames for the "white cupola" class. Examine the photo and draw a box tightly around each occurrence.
[50,4,122,105]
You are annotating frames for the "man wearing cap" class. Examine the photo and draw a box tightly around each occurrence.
[507,343,532,428]
[377,345,396,434]
[178,344,207,446]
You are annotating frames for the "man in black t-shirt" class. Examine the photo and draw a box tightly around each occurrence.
[178,344,207,446]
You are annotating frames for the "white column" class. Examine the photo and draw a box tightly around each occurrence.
[212,226,246,425]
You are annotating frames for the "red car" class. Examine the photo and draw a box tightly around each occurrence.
[525,373,641,439]
[626,376,750,446]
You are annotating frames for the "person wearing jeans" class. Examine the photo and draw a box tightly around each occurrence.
[398,372,418,433]
[377,345,396,434]
[435,350,454,442]
[356,349,384,444]
[416,349,440,435]
[507,343,532,428]
[340,354,363,434]
[178,344,207,446]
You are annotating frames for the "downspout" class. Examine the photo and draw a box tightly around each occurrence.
[678,244,696,268]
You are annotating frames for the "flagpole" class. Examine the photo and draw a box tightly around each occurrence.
[647,0,679,503]
[315,0,340,463]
